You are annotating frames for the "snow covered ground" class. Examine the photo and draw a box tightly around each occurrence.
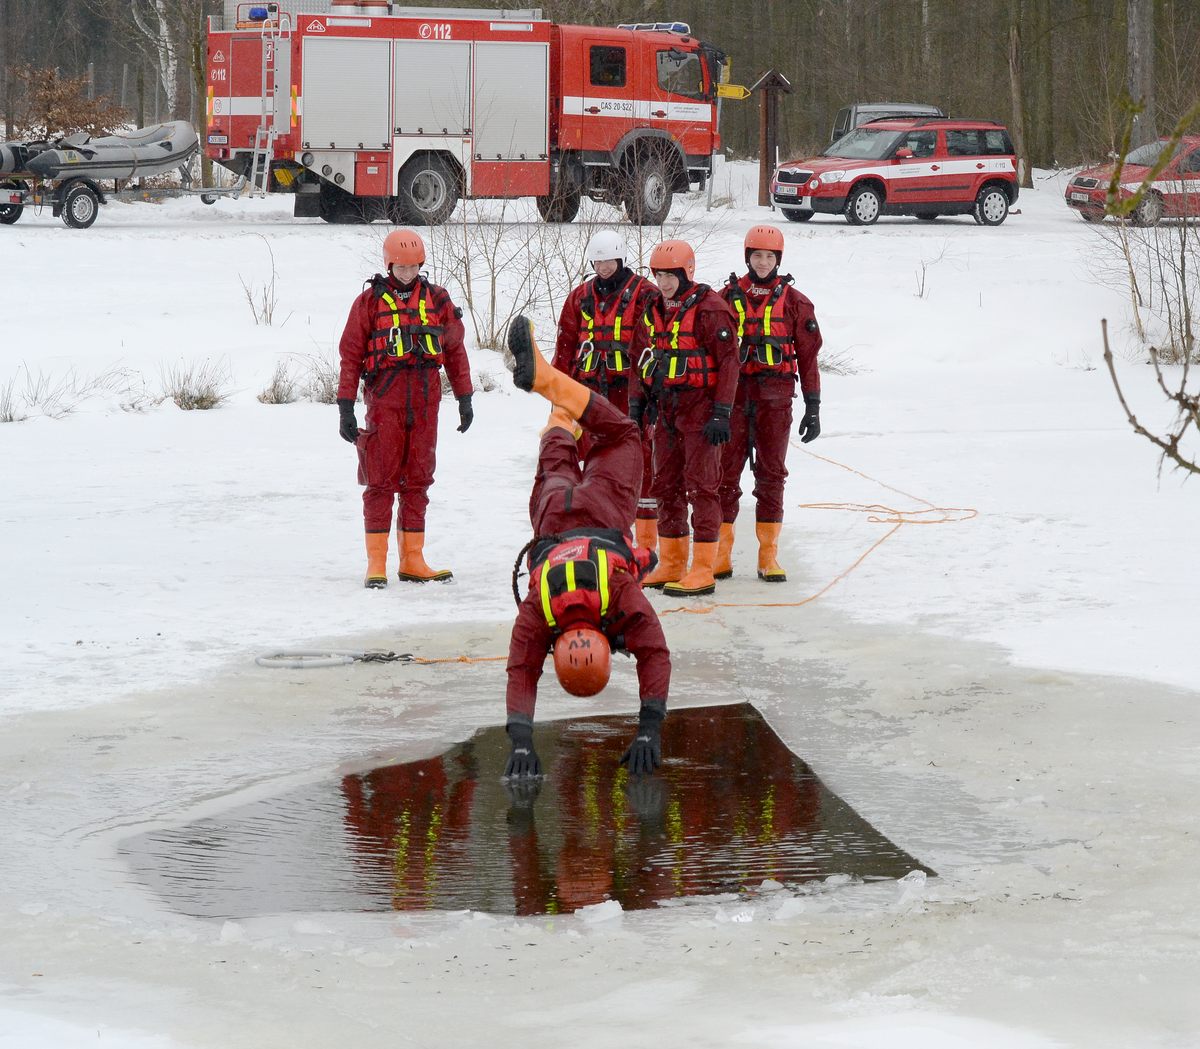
[2,161,1198,1048]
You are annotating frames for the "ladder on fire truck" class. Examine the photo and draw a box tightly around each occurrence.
[247,8,291,197]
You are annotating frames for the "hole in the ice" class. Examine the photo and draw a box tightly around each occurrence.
[120,703,934,917]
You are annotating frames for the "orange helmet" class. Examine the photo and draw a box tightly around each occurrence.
[648,239,696,281]
[552,627,612,697]
[383,228,426,268]
[744,224,785,264]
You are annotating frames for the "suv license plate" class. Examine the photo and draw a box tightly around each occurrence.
[1070,191,1090,202]
[776,184,797,196]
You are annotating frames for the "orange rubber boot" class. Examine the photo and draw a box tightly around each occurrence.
[641,536,687,589]
[542,405,582,439]
[663,541,718,597]
[397,530,453,582]
[634,518,658,553]
[509,316,593,420]
[364,531,389,589]
[714,522,735,580]
[756,521,787,582]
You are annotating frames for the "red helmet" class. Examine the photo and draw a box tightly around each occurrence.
[383,228,426,268]
[552,627,611,697]
[744,224,785,264]
[648,239,696,281]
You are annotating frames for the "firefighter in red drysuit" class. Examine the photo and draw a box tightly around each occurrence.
[717,224,823,582]
[337,228,474,587]
[631,239,741,597]
[503,316,670,781]
[551,230,660,550]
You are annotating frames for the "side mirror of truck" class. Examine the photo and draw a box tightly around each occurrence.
[895,147,914,159]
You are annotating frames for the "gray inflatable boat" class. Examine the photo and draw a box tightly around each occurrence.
[16,121,199,180]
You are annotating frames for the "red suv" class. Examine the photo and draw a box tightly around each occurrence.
[772,118,1019,226]
[1065,136,1200,225]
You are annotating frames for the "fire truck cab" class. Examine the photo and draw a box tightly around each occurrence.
[205,3,728,225]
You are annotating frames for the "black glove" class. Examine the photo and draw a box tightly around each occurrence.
[702,402,732,446]
[798,393,821,443]
[504,722,542,779]
[629,398,645,428]
[620,703,664,776]
[456,393,474,433]
[337,398,359,444]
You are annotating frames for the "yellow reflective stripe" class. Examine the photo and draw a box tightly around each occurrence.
[612,350,625,371]
[596,549,609,617]
[565,560,577,592]
[582,308,594,340]
[417,293,436,356]
[670,320,680,349]
[733,297,747,340]
[539,568,556,628]
[381,292,403,355]
[613,315,622,342]
[763,303,772,336]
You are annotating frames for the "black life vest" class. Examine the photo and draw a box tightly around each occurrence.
[527,528,649,633]
[364,276,444,376]
[639,285,717,390]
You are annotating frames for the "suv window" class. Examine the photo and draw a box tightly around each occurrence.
[657,49,705,100]
[982,129,1014,155]
[946,129,984,156]
[832,107,851,140]
[1180,150,1200,174]
[897,131,936,158]
[590,46,626,88]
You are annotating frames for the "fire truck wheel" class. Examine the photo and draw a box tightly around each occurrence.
[61,183,100,229]
[622,154,673,226]
[973,184,1010,226]
[536,184,581,223]
[781,208,813,223]
[844,184,882,226]
[0,179,25,225]
[395,155,458,226]
[1131,191,1163,228]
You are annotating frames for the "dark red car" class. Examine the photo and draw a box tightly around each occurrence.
[1065,136,1200,225]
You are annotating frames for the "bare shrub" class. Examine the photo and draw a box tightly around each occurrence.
[0,363,131,420]
[258,361,300,404]
[294,349,340,404]
[161,359,232,411]
[0,376,28,423]
[239,235,290,327]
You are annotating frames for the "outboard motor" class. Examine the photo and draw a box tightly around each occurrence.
[0,142,33,175]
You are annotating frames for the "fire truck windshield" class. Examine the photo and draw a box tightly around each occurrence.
[823,128,905,160]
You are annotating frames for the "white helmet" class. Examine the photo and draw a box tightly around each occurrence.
[586,230,627,267]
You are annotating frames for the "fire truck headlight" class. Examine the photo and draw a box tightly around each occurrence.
[301,152,314,168]
[821,170,846,185]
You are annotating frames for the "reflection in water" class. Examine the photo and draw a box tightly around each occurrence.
[121,704,934,917]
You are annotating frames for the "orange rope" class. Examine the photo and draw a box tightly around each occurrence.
[408,654,507,665]
[660,447,977,617]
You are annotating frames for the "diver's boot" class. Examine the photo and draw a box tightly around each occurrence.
[756,521,787,583]
[663,541,717,598]
[634,518,659,553]
[641,536,687,590]
[364,531,389,589]
[508,315,592,420]
[714,522,735,580]
[541,405,582,440]
[397,530,453,582]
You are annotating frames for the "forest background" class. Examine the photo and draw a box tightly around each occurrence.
[1,0,1197,173]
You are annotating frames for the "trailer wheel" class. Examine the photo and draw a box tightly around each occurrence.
[0,178,25,225]
[61,183,100,229]
[200,193,218,206]
[623,153,672,226]
[395,155,458,226]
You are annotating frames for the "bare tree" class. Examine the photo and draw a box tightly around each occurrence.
[1126,0,1158,148]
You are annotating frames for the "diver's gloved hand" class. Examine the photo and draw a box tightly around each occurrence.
[337,398,359,443]
[797,393,821,443]
[456,394,474,433]
[620,702,664,776]
[504,722,542,779]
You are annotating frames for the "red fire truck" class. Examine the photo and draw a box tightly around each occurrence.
[205,2,730,225]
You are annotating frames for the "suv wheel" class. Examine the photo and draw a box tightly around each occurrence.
[844,184,882,225]
[1131,192,1163,227]
[973,185,1010,226]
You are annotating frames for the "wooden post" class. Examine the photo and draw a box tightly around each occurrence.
[137,67,145,128]
[121,63,128,110]
[751,70,793,207]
